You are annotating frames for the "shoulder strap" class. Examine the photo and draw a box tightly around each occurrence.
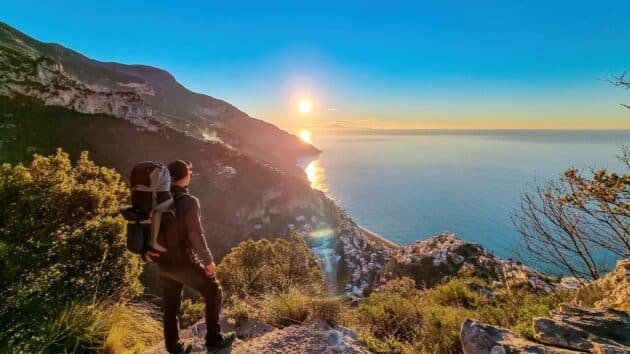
[174,193,188,203]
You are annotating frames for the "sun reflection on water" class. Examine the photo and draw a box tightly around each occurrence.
[304,160,328,193]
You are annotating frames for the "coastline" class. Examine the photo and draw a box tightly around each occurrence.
[359,225,400,251]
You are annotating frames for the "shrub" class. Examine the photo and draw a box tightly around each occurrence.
[258,287,312,327]
[30,301,162,354]
[361,335,411,354]
[39,302,110,353]
[217,235,324,301]
[476,288,572,339]
[228,297,259,325]
[180,299,205,328]
[103,302,163,354]
[0,150,143,350]
[355,277,423,342]
[309,296,347,325]
[415,304,475,353]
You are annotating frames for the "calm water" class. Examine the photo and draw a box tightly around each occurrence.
[304,130,630,272]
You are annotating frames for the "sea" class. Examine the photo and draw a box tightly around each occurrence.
[302,129,630,275]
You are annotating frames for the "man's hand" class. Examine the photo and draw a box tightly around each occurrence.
[204,262,216,277]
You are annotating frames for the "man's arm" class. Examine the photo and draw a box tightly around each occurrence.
[182,197,215,270]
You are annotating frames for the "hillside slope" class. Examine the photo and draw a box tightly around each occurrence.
[0,21,319,169]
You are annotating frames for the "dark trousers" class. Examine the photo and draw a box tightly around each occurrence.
[158,261,222,352]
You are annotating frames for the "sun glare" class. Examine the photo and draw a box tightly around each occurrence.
[298,99,312,114]
[299,129,312,144]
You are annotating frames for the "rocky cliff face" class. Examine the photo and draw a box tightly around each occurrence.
[460,258,630,354]
[379,232,559,292]
[0,46,153,126]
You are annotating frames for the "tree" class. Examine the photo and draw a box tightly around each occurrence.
[0,149,143,349]
[514,149,630,281]
[609,71,630,109]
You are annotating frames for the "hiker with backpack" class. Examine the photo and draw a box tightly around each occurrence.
[122,160,235,353]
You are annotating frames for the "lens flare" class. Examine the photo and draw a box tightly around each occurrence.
[309,228,335,238]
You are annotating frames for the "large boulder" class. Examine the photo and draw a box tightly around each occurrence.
[460,319,575,354]
[533,305,630,353]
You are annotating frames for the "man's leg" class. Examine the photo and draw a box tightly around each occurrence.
[159,263,231,348]
[191,276,223,346]
[160,274,184,353]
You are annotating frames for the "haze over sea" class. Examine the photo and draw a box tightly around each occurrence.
[304,129,630,273]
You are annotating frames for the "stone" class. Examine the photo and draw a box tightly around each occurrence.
[460,319,577,354]
[234,319,276,339]
[533,316,628,353]
[326,330,345,346]
[334,325,358,340]
[538,305,630,348]
[559,277,586,290]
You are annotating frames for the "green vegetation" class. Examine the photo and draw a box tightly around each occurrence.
[0,150,160,352]
[180,298,205,328]
[217,236,350,328]
[217,235,325,301]
[347,277,573,354]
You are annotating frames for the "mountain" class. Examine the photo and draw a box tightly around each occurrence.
[0,21,319,169]
[0,21,387,298]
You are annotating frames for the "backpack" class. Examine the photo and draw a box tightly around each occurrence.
[121,161,173,258]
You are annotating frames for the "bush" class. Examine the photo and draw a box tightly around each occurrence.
[355,278,424,342]
[180,299,205,328]
[361,335,411,354]
[309,296,347,325]
[0,150,144,350]
[39,302,110,353]
[258,287,312,327]
[103,302,163,354]
[217,235,325,301]
[28,301,162,354]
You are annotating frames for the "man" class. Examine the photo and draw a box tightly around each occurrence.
[157,160,235,353]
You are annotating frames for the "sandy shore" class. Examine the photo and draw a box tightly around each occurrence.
[358,225,400,250]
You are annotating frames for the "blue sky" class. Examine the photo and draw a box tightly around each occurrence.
[3,1,630,130]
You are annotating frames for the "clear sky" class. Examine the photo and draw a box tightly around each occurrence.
[3,1,630,131]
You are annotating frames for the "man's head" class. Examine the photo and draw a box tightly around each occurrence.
[168,160,193,187]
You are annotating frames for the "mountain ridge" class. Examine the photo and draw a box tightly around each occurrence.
[0,21,319,170]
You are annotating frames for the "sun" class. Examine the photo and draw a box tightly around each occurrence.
[298,99,312,114]
[299,129,312,144]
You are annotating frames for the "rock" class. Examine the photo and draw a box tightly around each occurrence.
[381,232,557,291]
[535,305,630,349]
[218,317,275,339]
[460,319,576,354]
[559,277,586,291]
[575,258,630,311]
[333,325,358,340]
[325,330,345,347]
[534,316,628,353]
[235,319,276,339]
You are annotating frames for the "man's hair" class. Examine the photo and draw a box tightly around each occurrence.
[168,160,192,182]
